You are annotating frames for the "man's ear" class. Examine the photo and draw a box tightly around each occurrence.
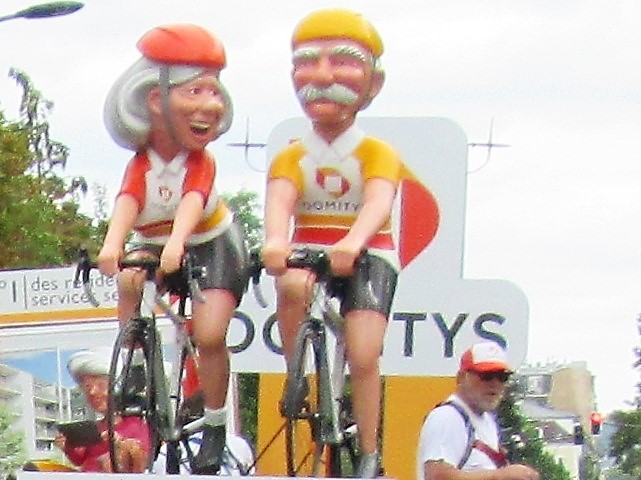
[147,86,162,116]
[368,69,385,102]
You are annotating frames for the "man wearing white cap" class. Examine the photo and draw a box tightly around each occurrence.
[54,349,150,473]
[416,342,539,480]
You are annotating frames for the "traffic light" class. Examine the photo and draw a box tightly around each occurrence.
[573,424,584,445]
[590,412,603,435]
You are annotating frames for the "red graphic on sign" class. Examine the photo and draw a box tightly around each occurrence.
[398,165,440,269]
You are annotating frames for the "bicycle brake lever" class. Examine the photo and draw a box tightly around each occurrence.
[252,281,268,309]
[83,282,100,308]
[248,249,268,308]
[74,248,89,288]
[76,248,100,307]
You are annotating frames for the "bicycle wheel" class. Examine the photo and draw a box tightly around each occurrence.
[107,318,161,473]
[283,319,326,477]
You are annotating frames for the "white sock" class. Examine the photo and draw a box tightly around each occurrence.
[204,406,227,427]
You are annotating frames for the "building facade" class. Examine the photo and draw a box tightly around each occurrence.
[0,362,80,460]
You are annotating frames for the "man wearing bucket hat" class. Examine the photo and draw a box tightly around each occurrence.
[262,8,402,477]
[54,349,150,472]
[416,342,539,480]
[97,23,249,474]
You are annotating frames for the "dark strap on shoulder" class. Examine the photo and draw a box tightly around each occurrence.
[436,401,475,469]
[472,440,508,467]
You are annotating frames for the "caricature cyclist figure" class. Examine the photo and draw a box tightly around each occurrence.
[98,24,249,475]
[262,9,402,478]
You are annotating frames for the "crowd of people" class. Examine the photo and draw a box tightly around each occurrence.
[26,6,539,479]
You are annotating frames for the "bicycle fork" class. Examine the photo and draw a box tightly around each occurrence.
[140,281,178,441]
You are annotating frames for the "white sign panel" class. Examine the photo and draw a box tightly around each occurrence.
[1,118,528,377]
[229,117,530,376]
[0,266,117,317]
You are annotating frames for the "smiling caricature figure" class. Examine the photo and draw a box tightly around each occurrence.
[262,9,400,478]
[99,24,249,475]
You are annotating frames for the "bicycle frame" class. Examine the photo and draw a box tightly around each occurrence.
[276,247,361,477]
[75,250,207,473]
[308,282,348,446]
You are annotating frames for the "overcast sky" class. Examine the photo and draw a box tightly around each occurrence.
[1,0,640,414]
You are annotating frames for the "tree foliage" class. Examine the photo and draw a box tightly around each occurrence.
[608,315,641,478]
[0,404,26,479]
[498,383,571,480]
[610,409,641,478]
[0,69,103,268]
[221,189,263,250]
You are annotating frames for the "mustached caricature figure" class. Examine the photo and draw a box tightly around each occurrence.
[263,9,402,477]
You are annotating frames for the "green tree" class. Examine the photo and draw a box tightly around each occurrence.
[498,383,571,480]
[0,69,103,268]
[221,189,263,250]
[0,404,26,479]
[610,409,641,478]
[608,315,641,478]
[221,189,263,446]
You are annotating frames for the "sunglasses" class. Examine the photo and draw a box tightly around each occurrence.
[475,371,511,383]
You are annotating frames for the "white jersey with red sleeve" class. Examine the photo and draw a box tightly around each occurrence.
[269,125,402,270]
[118,148,232,246]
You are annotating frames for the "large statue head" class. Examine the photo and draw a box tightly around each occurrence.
[104,23,233,152]
[290,9,385,132]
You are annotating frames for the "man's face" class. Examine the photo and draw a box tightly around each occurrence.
[79,374,109,414]
[149,71,226,151]
[291,38,379,127]
[458,370,510,414]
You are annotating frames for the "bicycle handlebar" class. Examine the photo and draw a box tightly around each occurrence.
[249,247,368,310]
[248,248,330,309]
[286,247,331,276]
[74,248,207,307]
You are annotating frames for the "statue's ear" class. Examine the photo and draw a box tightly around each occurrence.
[368,69,385,101]
[147,86,162,116]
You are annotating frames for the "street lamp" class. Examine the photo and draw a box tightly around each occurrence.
[0,1,84,23]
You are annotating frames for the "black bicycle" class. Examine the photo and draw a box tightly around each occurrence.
[275,247,361,477]
[75,249,236,474]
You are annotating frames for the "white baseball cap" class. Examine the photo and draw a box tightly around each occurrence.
[459,342,513,373]
[67,348,111,381]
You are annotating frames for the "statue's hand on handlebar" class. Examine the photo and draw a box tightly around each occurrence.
[329,239,363,277]
[97,243,122,277]
[262,242,290,276]
[160,238,185,274]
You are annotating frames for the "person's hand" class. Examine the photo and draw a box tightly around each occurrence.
[97,433,147,473]
[262,242,290,276]
[97,243,123,276]
[496,464,540,480]
[118,438,147,473]
[160,239,184,274]
[329,239,362,277]
[53,433,66,450]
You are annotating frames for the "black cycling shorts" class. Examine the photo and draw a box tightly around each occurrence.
[329,253,398,318]
[127,222,250,306]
